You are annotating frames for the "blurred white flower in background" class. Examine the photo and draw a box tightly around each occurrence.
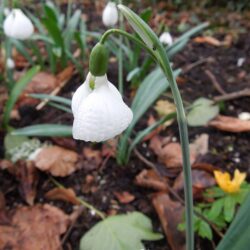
[6,58,15,69]
[159,32,173,46]
[238,112,250,121]
[3,9,34,40]
[102,2,118,27]
[72,73,133,142]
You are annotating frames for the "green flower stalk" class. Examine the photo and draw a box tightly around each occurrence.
[73,4,194,250]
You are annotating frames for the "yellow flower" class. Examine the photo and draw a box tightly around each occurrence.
[214,169,246,193]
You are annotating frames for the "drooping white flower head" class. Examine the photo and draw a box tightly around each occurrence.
[6,58,15,69]
[159,32,173,46]
[102,2,118,27]
[3,9,34,40]
[72,73,133,142]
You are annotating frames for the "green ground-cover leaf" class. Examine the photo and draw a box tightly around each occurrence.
[217,193,250,250]
[80,212,163,250]
[187,97,219,126]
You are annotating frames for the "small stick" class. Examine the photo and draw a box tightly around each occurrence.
[182,57,214,74]
[214,88,250,102]
[36,69,76,111]
[61,206,85,246]
[133,148,224,238]
[205,69,226,95]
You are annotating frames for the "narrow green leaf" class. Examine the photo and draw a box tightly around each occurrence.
[11,124,72,137]
[10,39,33,65]
[217,193,250,250]
[28,93,71,106]
[118,5,159,49]
[48,102,72,113]
[80,212,163,250]
[3,66,40,127]
[64,9,81,49]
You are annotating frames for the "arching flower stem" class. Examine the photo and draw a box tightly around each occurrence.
[99,29,157,61]
[99,28,194,250]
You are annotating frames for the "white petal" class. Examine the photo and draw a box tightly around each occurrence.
[71,73,92,115]
[102,2,118,27]
[72,75,133,142]
[4,9,34,40]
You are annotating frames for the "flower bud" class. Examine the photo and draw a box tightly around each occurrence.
[89,43,109,77]
[3,9,34,40]
[159,32,173,46]
[102,2,118,27]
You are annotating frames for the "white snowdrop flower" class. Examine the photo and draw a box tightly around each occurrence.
[159,32,173,46]
[102,2,118,27]
[238,112,250,121]
[3,9,34,40]
[72,73,133,142]
[237,57,245,67]
[4,8,10,16]
[6,58,15,69]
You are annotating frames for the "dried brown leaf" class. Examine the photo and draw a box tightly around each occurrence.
[45,187,80,205]
[82,147,102,171]
[149,136,197,168]
[16,72,58,107]
[15,161,38,205]
[190,133,209,157]
[135,169,169,192]
[194,36,222,46]
[209,115,250,132]
[34,146,79,177]
[173,170,215,199]
[113,191,135,204]
[0,204,69,250]
[152,193,185,250]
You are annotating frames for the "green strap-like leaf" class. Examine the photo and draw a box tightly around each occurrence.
[3,66,40,128]
[11,124,72,137]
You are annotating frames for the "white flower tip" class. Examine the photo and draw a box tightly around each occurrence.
[102,2,118,27]
[72,73,133,142]
[159,32,173,46]
[6,58,15,69]
[3,9,34,40]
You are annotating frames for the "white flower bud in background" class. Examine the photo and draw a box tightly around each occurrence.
[72,73,133,142]
[6,58,15,69]
[238,112,250,121]
[102,2,118,27]
[159,32,173,46]
[3,9,34,40]
[4,8,10,16]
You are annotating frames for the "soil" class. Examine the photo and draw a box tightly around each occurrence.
[0,2,250,250]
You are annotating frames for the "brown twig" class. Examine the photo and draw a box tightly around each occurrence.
[36,69,76,110]
[214,88,250,102]
[133,148,224,238]
[182,57,214,74]
[61,206,85,246]
[205,70,226,95]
